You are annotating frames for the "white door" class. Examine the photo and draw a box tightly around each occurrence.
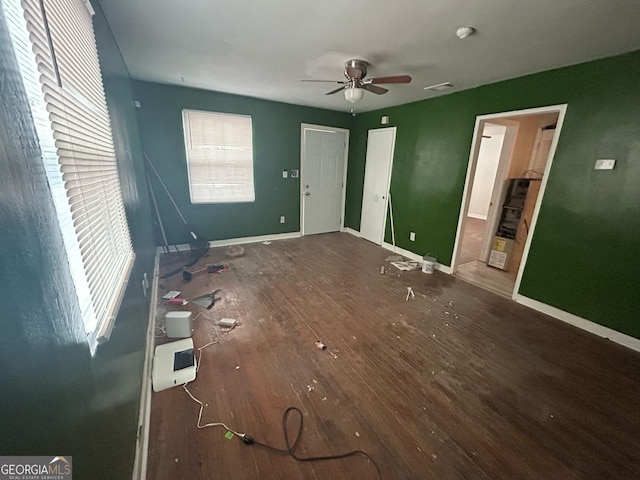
[301,126,347,235]
[360,127,396,244]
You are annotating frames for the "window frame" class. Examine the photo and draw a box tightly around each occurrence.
[182,109,256,204]
[5,0,135,353]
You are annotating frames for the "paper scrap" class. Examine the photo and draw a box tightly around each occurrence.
[391,261,420,271]
[162,290,181,299]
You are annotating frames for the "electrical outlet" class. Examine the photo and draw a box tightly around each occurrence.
[594,159,616,170]
[291,169,299,178]
[410,232,416,241]
[280,215,285,224]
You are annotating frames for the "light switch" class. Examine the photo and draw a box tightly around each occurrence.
[594,159,616,170]
[381,116,389,125]
[282,170,288,178]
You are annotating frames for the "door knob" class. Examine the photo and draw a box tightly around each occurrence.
[305,192,311,196]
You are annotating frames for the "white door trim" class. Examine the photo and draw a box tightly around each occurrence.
[479,123,518,262]
[360,126,397,245]
[450,103,568,300]
[300,123,350,236]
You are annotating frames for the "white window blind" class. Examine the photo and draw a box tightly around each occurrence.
[182,109,255,203]
[7,0,135,351]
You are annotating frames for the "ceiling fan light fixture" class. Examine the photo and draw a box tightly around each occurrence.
[344,87,364,103]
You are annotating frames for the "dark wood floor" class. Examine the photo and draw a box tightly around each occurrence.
[148,233,640,480]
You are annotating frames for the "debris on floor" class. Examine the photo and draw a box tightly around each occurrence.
[405,287,415,301]
[391,261,420,271]
[315,340,326,350]
[330,350,338,359]
[191,289,221,309]
[380,265,385,274]
[168,297,188,306]
[183,263,229,282]
[262,241,272,245]
[219,318,237,328]
[225,245,245,258]
[355,431,360,437]
[307,384,314,392]
[162,290,181,299]
[235,365,240,370]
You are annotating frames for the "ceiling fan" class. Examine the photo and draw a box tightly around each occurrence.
[302,59,411,103]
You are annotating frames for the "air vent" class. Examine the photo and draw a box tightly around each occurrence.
[423,82,454,91]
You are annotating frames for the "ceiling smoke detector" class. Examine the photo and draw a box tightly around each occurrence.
[456,26,476,39]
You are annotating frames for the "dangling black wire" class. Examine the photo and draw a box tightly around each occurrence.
[241,407,382,479]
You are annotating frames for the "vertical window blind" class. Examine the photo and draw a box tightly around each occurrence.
[182,109,255,203]
[9,0,135,350]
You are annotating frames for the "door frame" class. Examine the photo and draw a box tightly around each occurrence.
[450,104,568,299]
[478,122,519,262]
[360,126,397,245]
[300,123,350,236]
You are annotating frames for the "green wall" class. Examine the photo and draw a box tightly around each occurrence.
[346,51,640,339]
[0,1,155,478]
[133,81,352,245]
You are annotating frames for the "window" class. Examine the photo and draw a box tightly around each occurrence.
[5,0,135,352]
[182,109,255,203]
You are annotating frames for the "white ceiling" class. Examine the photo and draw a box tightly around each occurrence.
[101,0,640,113]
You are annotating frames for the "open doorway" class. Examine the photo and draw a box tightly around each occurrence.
[452,105,567,298]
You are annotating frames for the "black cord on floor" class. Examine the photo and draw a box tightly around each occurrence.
[241,406,382,479]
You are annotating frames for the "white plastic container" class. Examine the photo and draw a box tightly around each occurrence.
[422,255,436,274]
[165,311,193,338]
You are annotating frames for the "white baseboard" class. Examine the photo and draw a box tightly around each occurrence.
[515,294,640,353]
[342,227,361,237]
[131,251,159,480]
[155,231,302,255]
[467,213,488,220]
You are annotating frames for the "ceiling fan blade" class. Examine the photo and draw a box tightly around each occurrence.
[301,79,346,83]
[325,85,349,95]
[369,75,412,84]
[362,84,388,95]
